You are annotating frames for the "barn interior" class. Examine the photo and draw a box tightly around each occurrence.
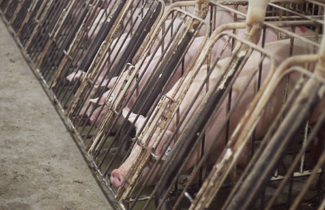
[1,0,325,210]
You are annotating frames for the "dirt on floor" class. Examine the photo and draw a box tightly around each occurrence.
[0,18,114,210]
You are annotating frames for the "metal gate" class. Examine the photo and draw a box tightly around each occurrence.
[1,0,325,209]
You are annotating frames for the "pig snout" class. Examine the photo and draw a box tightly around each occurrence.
[111,169,125,187]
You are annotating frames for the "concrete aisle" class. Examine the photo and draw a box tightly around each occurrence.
[0,19,114,210]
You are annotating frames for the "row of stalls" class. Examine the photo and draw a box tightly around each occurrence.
[1,0,325,209]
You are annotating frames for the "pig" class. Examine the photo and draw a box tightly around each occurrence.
[72,4,285,125]
[86,22,281,127]
[110,38,318,187]
[80,3,250,80]
[87,34,214,126]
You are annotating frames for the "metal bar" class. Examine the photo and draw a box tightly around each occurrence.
[131,18,205,116]
[8,0,25,25]
[158,45,254,210]
[225,16,325,207]
[219,55,319,210]
[28,0,69,63]
[269,2,324,25]
[24,0,54,51]
[86,1,165,153]
[114,0,212,203]
[35,0,78,70]
[11,0,33,32]
[0,0,10,12]
[65,0,130,119]
[49,0,102,89]
[109,1,163,77]
[262,92,325,208]
[16,0,41,38]
[225,78,324,210]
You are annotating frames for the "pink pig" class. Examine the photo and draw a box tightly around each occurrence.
[110,38,318,187]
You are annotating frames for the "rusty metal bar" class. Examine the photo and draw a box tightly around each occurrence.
[28,0,70,63]
[76,5,200,150]
[3,0,18,22]
[222,13,325,210]
[35,0,79,71]
[157,43,255,210]
[64,0,133,118]
[40,2,90,83]
[130,2,210,116]
[102,0,322,208]
[16,0,42,42]
[92,9,209,156]
[8,0,26,25]
[218,54,319,210]
[49,0,103,89]
[225,78,324,210]
[85,1,165,153]
[3,0,324,209]
[108,1,163,78]
[158,0,270,208]
[24,0,55,51]
[0,0,10,16]
[114,0,212,204]
[10,0,33,32]
[53,0,164,135]
[258,84,325,209]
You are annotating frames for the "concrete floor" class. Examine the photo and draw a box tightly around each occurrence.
[0,18,114,210]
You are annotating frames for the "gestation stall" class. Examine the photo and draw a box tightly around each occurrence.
[1,0,325,209]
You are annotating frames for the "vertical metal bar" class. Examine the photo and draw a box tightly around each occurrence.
[36,0,78,70]
[16,0,40,37]
[8,0,25,25]
[24,0,54,51]
[300,121,309,173]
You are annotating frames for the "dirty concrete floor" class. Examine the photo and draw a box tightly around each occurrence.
[0,19,114,210]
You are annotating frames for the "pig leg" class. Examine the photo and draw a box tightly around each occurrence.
[65,70,86,86]
[75,80,107,126]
